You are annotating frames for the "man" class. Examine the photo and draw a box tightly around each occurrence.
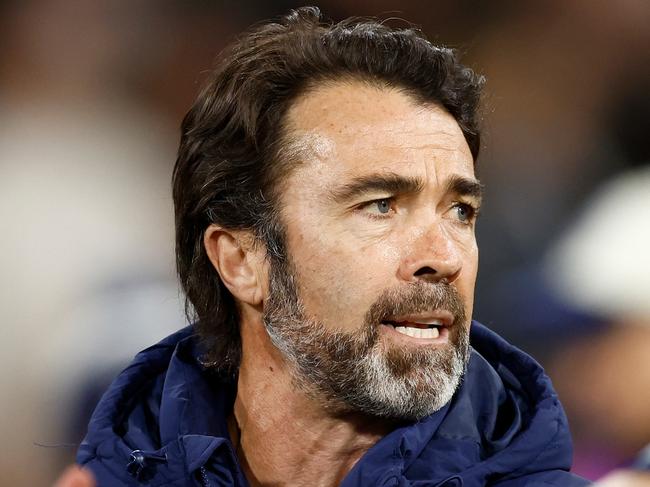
[76,7,589,486]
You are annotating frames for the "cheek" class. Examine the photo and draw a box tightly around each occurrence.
[459,241,479,315]
[287,227,392,330]
[464,240,479,280]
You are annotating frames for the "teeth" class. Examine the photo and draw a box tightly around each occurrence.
[414,319,443,326]
[394,326,440,339]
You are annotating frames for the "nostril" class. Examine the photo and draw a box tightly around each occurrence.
[414,266,436,276]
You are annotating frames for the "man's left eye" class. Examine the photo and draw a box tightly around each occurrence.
[454,203,476,223]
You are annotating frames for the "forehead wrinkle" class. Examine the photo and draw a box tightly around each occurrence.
[283,80,468,160]
[339,124,462,146]
[279,80,474,195]
[287,83,454,138]
[348,127,470,161]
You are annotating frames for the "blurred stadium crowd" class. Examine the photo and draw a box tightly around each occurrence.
[0,0,648,484]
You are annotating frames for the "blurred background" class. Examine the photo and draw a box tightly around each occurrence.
[1,0,648,484]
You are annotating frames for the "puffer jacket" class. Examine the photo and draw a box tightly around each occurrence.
[77,321,591,486]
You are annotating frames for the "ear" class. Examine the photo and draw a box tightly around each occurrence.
[203,225,266,307]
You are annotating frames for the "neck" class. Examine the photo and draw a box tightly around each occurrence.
[231,316,395,487]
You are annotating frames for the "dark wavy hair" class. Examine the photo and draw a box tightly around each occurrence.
[172,6,485,372]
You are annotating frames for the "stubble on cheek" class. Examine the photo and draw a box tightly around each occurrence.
[291,252,376,333]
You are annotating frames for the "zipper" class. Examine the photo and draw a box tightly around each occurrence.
[198,466,212,487]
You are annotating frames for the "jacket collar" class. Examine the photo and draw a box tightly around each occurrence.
[79,322,582,486]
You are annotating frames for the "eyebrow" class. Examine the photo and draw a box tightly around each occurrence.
[326,172,483,204]
[445,175,484,203]
[327,172,425,203]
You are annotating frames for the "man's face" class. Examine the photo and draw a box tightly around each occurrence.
[262,80,481,420]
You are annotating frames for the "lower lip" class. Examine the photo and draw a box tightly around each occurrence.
[379,323,450,346]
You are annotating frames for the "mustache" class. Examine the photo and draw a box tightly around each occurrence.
[364,281,466,328]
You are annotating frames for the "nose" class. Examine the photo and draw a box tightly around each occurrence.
[397,223,463,284]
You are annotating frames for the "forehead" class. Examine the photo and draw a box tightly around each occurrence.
[282,80,475,181]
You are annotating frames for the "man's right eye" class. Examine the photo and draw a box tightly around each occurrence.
[359,198,395,218]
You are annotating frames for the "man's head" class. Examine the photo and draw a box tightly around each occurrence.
[173,7,484,420]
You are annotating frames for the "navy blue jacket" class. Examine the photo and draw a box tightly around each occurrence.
[77,322,590,486]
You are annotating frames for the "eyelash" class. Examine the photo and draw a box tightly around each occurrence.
[452,202,480,225]
[357,198,395,220]
[357,198,480,224]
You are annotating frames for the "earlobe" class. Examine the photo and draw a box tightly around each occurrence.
[204,225,265,306]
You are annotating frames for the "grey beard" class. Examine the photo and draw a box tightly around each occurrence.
[262,256,470,421]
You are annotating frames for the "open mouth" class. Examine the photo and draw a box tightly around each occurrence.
[382,319,446,339]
